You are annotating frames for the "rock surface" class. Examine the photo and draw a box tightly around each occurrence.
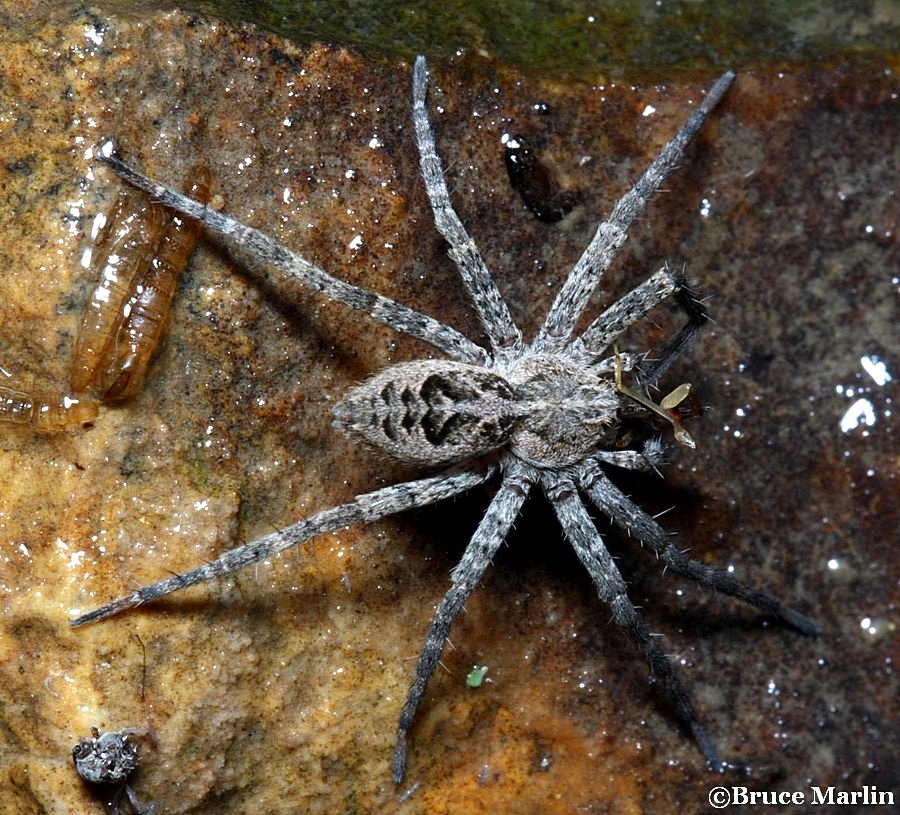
[0,3,895,814]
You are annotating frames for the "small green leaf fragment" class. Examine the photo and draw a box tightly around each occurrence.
[466,665,489,688]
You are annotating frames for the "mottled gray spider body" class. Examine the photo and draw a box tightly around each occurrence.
[73,727,158,815]
[334,353,622,469]
[73,57,819,783]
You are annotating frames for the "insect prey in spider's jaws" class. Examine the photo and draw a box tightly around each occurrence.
[73,57,820,784]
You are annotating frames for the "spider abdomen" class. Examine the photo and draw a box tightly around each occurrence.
[333,359,521,466]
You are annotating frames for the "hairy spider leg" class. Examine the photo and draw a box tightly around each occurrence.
[71,465,497,627]
[568,266,681,366]
[542,471,727,769]
[97,150,488,367]
[577,459,821,636]
[535,70,735,351]
[412,56,524,360]
[592,439,667,471]
[392,466,532,783]
[537,450,820,771]
[636,278,710,388]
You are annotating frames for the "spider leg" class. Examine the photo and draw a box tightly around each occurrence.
[393,465,532,783]
[542,472,727,771]
[577,459,821,636]
[107,782,127,815]
[635,276,709,389]
[535,70,734,352]
[71,464,498,628]
[592,438,667,472]
[123,784,159,815]
[567,265,681,366]
[412,57,524,359]
[98,151,488,366]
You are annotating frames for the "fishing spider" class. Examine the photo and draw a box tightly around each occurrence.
[73,57,819,782]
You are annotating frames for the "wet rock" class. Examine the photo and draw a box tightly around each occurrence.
[0,4,895,814]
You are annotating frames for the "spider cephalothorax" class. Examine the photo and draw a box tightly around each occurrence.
[73,56,819,783]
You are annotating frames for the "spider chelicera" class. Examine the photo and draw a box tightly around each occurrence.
[72,56,819,782]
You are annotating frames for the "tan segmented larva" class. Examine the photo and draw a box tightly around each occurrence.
[100,165,211,402]
[0,384,99,433]
[0,165,208,431]
[70,184,170,396]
